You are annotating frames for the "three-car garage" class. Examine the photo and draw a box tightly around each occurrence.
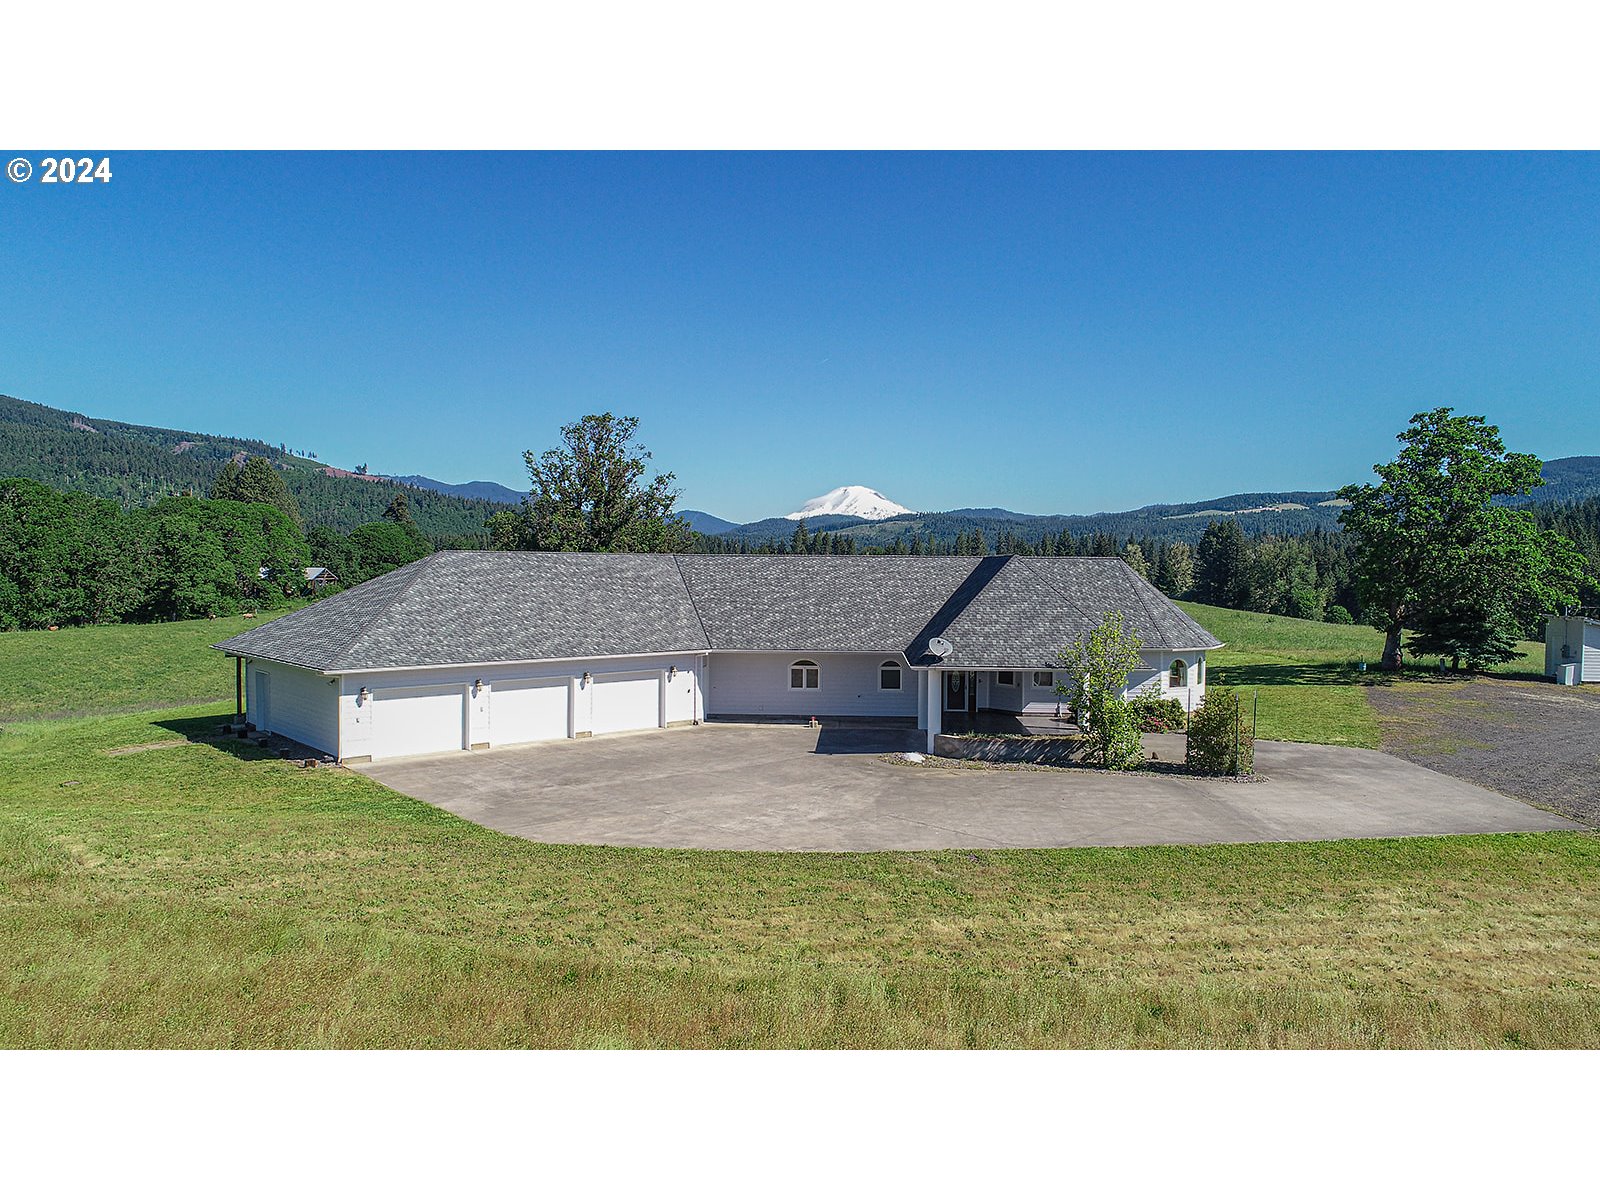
[244,654,704,762]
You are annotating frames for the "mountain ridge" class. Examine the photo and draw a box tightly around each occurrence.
[4,391,1595,549]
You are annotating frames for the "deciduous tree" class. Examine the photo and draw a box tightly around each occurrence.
[493,414,688,553]
[1338,408,1589,669]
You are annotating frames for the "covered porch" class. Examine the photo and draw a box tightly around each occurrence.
[914,655,1205,752]
[915,665,1080,751]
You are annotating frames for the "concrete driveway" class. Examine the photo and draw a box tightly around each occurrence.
[352,723,1584,852]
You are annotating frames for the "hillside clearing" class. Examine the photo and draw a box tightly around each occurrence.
[1179,602,1545,748]
[0,613,267,722]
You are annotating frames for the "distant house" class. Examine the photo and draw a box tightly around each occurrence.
[1546,613,1600,684]
[256,565,339,590]
[215,552,1221,763]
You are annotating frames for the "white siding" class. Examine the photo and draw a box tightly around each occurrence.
[705,652,915,718]
[337,654,700,759]
[974,651,1207,716]
[247,661,340,755]
[984,669,1071,716]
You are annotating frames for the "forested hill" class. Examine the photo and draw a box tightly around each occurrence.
[0,394,507,540]
[722,459,1600,549]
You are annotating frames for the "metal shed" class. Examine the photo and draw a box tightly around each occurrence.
[1545,613,1600,685]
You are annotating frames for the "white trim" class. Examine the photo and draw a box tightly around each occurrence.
[303,648,713,676]
[228,644,1225,677]
[788,659,821,690]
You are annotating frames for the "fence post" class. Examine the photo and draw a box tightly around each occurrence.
[1233,696,1241,778]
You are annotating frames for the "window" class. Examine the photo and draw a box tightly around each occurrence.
[789,659,819,690]
[879,661,902,691]
[1032,671,1053,688]
[996,671,1016,686]
[1169,659,1188,687]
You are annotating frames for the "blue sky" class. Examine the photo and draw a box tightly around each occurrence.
[2,152,1596,522]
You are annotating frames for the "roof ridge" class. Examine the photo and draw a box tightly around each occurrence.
[1019,556,1108,627]
[1104,558,1167,643]
[326,552,443,667]
[671,554,714,648]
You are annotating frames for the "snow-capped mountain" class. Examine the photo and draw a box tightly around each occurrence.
[784,485,913,522]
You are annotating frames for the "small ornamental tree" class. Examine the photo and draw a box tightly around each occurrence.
[1058,610,1146,770]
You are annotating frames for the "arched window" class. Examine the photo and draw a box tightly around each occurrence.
[790,659,820,690]
[1169,659,1188,688]
[879,661,902,691]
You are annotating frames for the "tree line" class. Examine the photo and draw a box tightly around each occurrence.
[8,411,1599,672]
[0,463,436,631]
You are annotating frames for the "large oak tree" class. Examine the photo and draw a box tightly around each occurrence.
[489,413,689,553]
[1338,408,1589,669]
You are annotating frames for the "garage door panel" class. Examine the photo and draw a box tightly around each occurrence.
[1586,624,1600,682]
[373,686,466,759]
[492,679,568,746]
[590,672,661,735]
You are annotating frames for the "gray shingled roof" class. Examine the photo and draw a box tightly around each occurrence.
[216,551,1221,672]
[676,555,979,652]
[215,551,709,671]
[908,557,1223,668]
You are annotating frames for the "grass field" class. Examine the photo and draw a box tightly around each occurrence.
[2,611,1593,1048]
[0,613,269,722]
[1178,602,1544,748]
[2,703,1597,1048]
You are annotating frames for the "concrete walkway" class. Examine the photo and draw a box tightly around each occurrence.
[352,722,1584,852]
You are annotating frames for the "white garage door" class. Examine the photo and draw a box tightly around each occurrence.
[1586,623,1600,683]
[372,685,466,759]
[492,678,568,746]
[590,671,661,735]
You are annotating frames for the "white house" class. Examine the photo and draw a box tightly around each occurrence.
[1545,612,1600,684]
[215,551,1222,761]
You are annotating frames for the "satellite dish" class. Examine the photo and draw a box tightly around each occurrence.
[928,637,953,658]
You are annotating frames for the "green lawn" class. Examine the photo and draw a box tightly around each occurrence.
[1178,602,1543,748]
[0,613,268,722]
[2,702,1597,1048]
[2,615,1594,1048]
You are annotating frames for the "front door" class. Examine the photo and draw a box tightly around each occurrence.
[944,671,974,713]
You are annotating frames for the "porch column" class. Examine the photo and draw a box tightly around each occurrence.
[915,666,928,730]
[926,668,942,753]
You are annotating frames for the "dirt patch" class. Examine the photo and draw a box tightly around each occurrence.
[104,739,192,756]
[1369,677,1600,825]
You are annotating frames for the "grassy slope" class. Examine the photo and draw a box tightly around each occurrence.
[1177,602,1543,748]
[2,704,1597,1048]
[0,614,267,722]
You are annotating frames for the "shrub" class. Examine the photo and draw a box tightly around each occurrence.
[1130,693,1186,732]
[1185,687,1255,776]
[1058,611,1147,770]
[1326,605,1354,625]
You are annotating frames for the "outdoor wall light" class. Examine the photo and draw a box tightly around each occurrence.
[668,666,677,679]
[473,678,483,694]
[582,671,592,685]
[358,686,370,702]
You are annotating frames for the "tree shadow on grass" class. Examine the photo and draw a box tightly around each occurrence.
[1209,662,1371,687]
